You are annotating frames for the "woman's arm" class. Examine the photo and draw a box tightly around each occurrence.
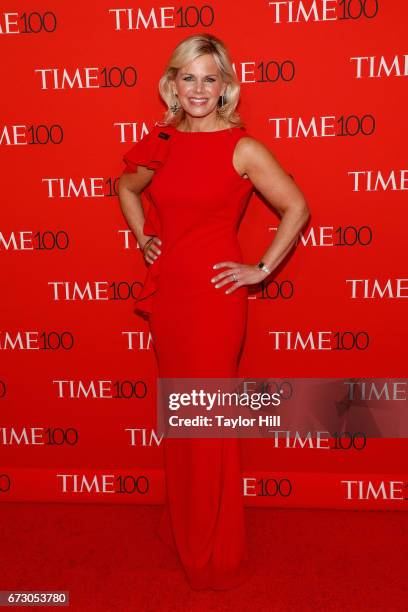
[212,137,310,293]
[118,168,161,262]
[236,136,310,272]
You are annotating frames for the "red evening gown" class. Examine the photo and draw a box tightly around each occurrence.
[121,121,254,590]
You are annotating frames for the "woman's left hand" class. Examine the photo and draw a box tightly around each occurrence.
[211,261,269,294]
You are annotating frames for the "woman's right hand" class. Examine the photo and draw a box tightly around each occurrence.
[141,235,162,264]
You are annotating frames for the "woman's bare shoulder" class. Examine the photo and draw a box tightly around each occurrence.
[236,134,274,156]
[234,134,281,178]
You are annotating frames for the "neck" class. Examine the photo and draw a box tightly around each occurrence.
[177,114,226,133]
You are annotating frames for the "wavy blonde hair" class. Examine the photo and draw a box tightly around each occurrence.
[157,33,243,128]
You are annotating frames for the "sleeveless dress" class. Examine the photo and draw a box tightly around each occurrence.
[122,122,254,590]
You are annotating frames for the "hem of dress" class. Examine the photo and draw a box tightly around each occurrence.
[183,554,253,591]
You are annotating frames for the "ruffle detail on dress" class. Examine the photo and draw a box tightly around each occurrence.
[133,202,162,319]
[121,123,174,318]
[122,122,173,174]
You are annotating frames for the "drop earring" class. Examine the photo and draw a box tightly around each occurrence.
[217,92,227,115]
[170,91,180,114]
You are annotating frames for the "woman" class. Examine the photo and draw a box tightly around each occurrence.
[118,33,310,590]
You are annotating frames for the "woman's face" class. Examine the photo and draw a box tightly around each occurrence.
[173,54,226,120]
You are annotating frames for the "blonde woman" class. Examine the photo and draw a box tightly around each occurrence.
[118,33,310,590]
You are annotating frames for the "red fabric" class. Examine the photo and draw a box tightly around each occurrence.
[122,123,173,316]
[122,123,255,589]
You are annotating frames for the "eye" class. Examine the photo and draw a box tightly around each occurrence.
[182,76,217,82]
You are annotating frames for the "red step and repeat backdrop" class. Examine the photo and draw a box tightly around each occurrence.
[1,1,407,509]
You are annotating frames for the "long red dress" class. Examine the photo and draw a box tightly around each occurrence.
[122,121,254,590]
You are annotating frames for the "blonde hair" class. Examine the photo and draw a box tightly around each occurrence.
[157,33,243,128]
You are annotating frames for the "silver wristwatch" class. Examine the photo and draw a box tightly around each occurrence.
[256,261,271,275]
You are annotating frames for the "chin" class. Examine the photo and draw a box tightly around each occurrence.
[186,104,216,116]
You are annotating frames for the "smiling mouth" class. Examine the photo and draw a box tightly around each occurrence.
[189,98,208,104]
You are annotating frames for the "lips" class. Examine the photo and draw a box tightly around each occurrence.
[189,98,208,104]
